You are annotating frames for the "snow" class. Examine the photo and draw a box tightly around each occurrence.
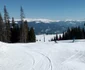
[10,18,60,23]
[0,35,85,70]
[36,34,62,42]
[36,34,56,42]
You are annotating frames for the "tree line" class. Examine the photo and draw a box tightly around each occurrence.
[0,6,36,43]
[52,26,85,41]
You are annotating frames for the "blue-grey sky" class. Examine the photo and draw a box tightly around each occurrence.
[0,0,85,20]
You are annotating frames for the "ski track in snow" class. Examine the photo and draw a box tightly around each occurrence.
[34,51,52,70]
[20,41,85,70]
[61,51,81,64]
[0,35,85,70]
[24,49,52,70]
[24,51,35,66]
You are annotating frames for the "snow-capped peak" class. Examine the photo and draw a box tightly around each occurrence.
[10,18,85,23]
[24,18,60,23]
[12,18,60,23]
[65,19,85,22]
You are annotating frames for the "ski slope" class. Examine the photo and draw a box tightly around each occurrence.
[0,35,85,70]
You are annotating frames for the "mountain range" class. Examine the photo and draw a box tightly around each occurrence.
[14,19,85,34]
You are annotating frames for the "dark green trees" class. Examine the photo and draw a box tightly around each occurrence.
[0,13,4,41]
[29,27,36,42]
[20,21,29,43]
[4,6,11,42]
[0,6,11,43]
[11,17,20,43]
[52,26,85,41]
[61,27,85,40]
[20,21,36,43]
[20,6,29,43]
[0,6,36,43]
[19,21,36,43]
[4,6,9,23]
[5,20,11,42]
[19,6,35,43]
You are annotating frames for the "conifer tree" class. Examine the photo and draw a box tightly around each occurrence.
[5,20,11,42]
[29,27,36,42]
[56,34,58,40]
[4,6,11,42]
[20,20,29,43]
[61,26,85,40]
[23,21,29,42]
[11,17,20,43]
[20,6,29,43]
[20,6,24,42]
[20,6,25,22]
[11,17,15,42]
[12,17,15,28]
[4,5,9,23]
[0,13,4,41]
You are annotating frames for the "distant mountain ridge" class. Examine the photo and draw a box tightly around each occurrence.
[13,19,85,34]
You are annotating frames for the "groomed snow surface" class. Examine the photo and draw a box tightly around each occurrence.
[0,34,85,70]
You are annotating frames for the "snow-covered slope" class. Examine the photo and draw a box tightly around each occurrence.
[36,34,62,42]
[0,35,85,70]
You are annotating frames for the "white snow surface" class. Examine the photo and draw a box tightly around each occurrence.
[0,35,85,70]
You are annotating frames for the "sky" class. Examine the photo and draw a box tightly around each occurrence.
[0,0,85,20]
